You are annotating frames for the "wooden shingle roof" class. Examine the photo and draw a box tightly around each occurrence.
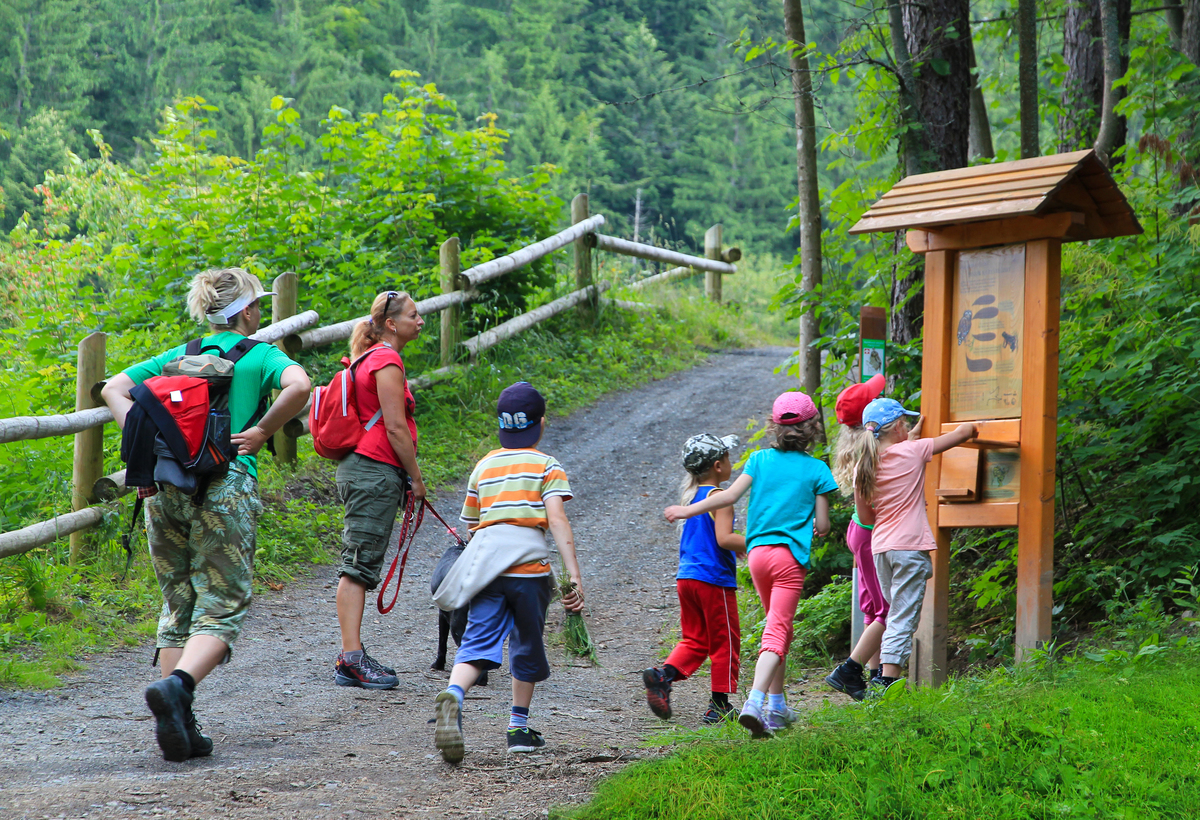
[849,149,1141,241]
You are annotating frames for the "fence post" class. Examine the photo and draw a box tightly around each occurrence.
[572,193,595,319]
[440,237,461,367]
[69,332,106,565]
[704,224,723,302]
[272,272,298,465]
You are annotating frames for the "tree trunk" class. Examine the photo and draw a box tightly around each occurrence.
[1017,0,1039,157]
[887,0,926,177]
[888,0,972,346]
[1182,0,1200,66]
[783,0,823,398]
[901,0,972,172]
[1165,0,1185,50]
[1094,0,1123,164]
[968,32,994,160]
[1060,0,1104,152]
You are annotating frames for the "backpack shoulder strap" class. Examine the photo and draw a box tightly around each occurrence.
[222,337,265,364]
[185,338,203,356]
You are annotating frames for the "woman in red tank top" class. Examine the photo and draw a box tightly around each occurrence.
[331,290,426,690]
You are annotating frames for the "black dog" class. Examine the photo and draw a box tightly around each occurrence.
[429,541,487,685]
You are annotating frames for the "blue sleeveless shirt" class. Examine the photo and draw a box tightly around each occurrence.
[677,485,737,588]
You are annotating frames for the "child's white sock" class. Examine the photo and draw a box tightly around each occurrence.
[768,693,786,712]
[747,689,766,708]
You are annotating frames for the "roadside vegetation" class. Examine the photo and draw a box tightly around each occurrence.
[560,615,1200,820]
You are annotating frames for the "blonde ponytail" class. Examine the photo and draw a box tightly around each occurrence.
[852,418,902,503]
[186,268,264,329]
[679,471,703,506]
[350,290,412,359]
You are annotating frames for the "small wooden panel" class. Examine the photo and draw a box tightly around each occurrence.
[870,182,1065,213]
[887,164,1081,198]
[941,418,1021,448]
[936,447,982,502]
[907,214,1079,253]
[938,502,1019,528]
[853,197,1048,233]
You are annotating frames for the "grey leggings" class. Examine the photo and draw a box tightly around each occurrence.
[873,549,933,667]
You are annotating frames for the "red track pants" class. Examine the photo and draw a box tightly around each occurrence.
[664,578,741,693]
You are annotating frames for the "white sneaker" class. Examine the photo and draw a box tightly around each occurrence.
[767,703,798,731]
[737,699,774,738]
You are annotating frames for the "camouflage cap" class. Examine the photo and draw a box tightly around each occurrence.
[681,433,740,474]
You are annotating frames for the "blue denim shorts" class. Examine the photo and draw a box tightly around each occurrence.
[456,575,553,682]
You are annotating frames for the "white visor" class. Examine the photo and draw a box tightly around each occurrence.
[204,290,276,325]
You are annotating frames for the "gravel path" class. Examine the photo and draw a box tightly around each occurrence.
[0,348,828,820]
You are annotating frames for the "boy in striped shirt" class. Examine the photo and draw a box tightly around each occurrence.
[433,382,584,762]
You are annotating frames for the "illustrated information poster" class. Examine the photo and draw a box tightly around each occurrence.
[861,339,885,381]
[949,244,1025,420]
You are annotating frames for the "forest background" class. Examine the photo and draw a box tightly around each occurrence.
[0,0,1198,682]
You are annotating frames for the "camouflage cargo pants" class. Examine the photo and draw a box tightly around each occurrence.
[145,463,263,649]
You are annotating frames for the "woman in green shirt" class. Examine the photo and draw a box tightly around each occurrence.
[102,268,311,763]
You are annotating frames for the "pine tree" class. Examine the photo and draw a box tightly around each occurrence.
[2,108,71,231]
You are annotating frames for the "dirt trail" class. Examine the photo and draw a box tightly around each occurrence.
[0,348,824,820]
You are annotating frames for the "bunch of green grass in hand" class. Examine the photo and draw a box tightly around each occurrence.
[558,564,597,664]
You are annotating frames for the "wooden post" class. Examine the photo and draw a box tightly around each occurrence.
[914,250,954,687]
[1016,239,1060,659]
[440,237,461,367]
[69,332,106,565]
[572,194,595,320]
[704,225,722,302]
[272,272,298,466]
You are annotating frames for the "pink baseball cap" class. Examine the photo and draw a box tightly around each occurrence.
[772,391,818,425]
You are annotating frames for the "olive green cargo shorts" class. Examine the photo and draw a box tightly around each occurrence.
[146,463,263,649]
[336,452,406,590]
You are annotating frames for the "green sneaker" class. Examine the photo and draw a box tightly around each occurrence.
[506,727,545,753]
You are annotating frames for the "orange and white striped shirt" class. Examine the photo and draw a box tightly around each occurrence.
[460,448,572,576]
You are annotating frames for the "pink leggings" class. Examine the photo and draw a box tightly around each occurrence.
[748,545,807,658]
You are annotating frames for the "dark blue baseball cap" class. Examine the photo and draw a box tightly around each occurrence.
[497,381,545,448]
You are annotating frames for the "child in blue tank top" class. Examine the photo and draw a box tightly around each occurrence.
[642,433,745,725]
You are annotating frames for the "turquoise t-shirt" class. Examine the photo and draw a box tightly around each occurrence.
[743,448,839,568]
[123,332,300,478]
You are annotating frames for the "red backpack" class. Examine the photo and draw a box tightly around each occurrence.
[309,345,386,460]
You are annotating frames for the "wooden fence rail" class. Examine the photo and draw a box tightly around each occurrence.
[0,197,734,561]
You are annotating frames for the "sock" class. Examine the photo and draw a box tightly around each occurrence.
[343,649,364,663]
[509,705,529,730]
[747,689,766,708]
[870,667,882,680]
[663,664,682,683]
[768,693,786,712]
[843,657,863,673]
[447,684,465,706]
[171,669,196,694]
[710,692,731,709]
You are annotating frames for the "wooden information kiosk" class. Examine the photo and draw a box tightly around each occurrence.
[849,149,1141,685]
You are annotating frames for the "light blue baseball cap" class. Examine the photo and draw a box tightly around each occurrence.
[862,398,920,438]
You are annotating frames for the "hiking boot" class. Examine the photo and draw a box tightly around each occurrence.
[506,727,546,753]
[335,650,398,690]
[766,703,798,732]
[737,699,774,739]
[642,667,673,719]
[185,713,213,758]
[145,676,192,762]
[361,646,395,676]
[824,661,867,701]
[701,699,738,725]
[434,691,464,763]
[865,675,904,701]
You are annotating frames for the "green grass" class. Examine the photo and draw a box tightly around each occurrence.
[557,641,1200,820]
[0,295,767,688]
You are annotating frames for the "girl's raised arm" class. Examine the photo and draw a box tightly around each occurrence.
[664,473,752,523]
[931,422,977,455]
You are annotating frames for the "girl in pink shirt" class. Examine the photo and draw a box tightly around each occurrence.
[852,398,975,695]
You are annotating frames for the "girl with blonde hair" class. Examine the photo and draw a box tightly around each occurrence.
[333,290,428,690]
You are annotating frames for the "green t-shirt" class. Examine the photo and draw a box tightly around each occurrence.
[123,332,300,478]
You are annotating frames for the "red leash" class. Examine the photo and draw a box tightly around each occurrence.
[376,497,464,614]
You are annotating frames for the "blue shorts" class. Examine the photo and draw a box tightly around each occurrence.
[456,575,553,683]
